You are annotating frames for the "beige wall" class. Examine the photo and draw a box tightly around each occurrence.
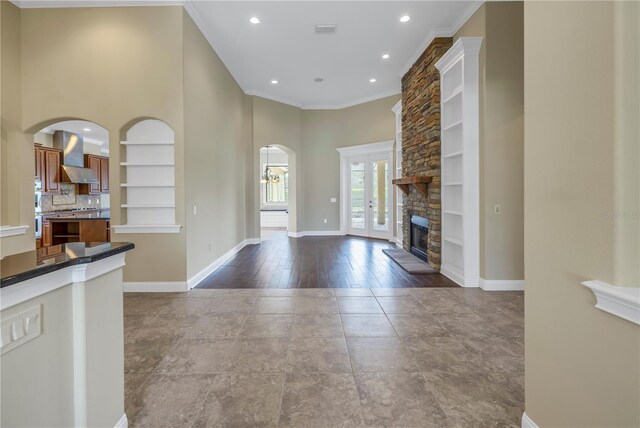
[301,95,400,231]
[11,6,189,282]
[1,1,33,257]
[525,1,639,426]
[252,97,303,233]
[183,11,252,279]
[454,2,524,280]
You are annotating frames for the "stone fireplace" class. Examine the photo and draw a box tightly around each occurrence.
[401,37,453,270]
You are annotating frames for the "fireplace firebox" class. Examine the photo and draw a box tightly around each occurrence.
[410,214,429,262]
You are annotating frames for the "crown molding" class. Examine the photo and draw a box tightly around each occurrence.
[398,0,484,79]
[11,0,182,8]
[246,91,303,109]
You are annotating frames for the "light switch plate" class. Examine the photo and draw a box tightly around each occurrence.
[1,305,42,355]
[330,198,337,203]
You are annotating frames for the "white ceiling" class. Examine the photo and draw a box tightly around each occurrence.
[13,0,482,109]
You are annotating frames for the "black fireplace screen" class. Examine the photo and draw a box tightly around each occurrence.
[410,214,429,262]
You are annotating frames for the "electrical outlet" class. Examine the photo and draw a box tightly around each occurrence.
[494,205,501,215]
[323,219,328,224]
[193,206,197,215]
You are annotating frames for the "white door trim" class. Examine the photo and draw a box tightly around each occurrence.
[337,141,394,239]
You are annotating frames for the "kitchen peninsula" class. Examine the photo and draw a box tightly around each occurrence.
[0,242,133,428]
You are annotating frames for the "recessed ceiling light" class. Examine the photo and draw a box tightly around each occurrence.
[399,15,411,23]
[83,128,91,132]
[382,54,390,60]
[314,77,324,83]
[249,17,261,24]
[369,78,377,83]
[271,80,278,85]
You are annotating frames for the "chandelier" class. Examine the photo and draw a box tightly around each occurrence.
[260,146,280,184]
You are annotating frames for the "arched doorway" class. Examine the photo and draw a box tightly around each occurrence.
[32,120,110,248]
[259,145,290,239]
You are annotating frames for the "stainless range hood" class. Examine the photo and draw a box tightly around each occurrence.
[52,131,99,184]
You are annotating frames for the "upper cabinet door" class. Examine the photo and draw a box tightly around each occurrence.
[99,157,109,193]
[44,149,61,193]
[34,147,43,182]
[88,156,101,194]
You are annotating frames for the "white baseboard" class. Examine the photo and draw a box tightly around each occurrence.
[123,281,188,292]
[288,230,344,238]
[441,264,464,287]
[114,413,128,428]
[521,412,538,428]
[123,238,261,293]
[186,238,260,289]
[480,278,525,291]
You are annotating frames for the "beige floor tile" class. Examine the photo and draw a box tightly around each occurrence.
[346,337,418,372]
[387,313,450,338]
[228,338,290,372]
[337,296,384,314]
[341,314,398,337]
[376,296,425,314]
[371,288,413,297]
[156,338,236,374]
[128,374,213,427]
[286,338,352,373]
[239,314,293,338]
[253,297,296,314]
[125,338,179,374]
[355,372,449,427]
[278,372,363,427]
[291,313,345,338]
[294,296,339,314]
[200,373,285,427]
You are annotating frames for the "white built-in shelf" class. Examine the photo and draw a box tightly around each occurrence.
[442,87,463,104]
[120,141,174,146]
[121,204,175,208]
[120,183,174,188]
[443,236,463,246]
[436,37,483,288]
[119,119,179,233]
[442,120,463,132]
[120,162,175,167]
[582,280,640,325]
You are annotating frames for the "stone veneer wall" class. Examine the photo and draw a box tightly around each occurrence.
[401,37,453,270]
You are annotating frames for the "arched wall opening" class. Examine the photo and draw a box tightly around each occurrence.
[255,144,298,237]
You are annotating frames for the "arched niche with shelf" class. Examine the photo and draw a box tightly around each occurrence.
[111,119,180,234]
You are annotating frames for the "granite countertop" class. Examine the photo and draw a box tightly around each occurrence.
[1,241,134,288]
[48,210,111,220]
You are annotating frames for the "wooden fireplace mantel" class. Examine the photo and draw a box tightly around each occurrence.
[392,176,433,198]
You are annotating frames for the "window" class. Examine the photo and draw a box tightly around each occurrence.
[264,165,288,203]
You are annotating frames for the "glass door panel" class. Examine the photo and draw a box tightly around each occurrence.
[350,161,366,230]
[369,157,391,239]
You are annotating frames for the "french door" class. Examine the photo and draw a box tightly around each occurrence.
[347,152,392,240]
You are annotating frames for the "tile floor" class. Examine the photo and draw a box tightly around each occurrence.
[124,287,524,427]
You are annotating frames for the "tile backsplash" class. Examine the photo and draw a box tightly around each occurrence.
[40,183,110,212]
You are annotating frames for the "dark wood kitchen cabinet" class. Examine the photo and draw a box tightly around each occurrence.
[79,155,109,194]
[35,147,62,194]
[42,220,52,247]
